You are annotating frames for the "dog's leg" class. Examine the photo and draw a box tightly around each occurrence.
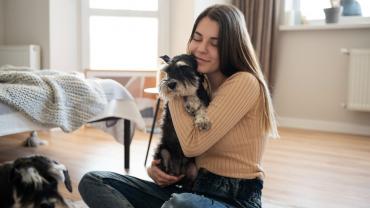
[184,95,201,116]
[160,149,172,172]
[194,107,211,131]
[184,96,211,131]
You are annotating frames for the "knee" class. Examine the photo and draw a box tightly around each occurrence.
[162,193,199,208]
[78,171,103,196]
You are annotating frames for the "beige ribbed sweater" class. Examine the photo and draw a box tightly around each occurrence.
[169,72,266,179]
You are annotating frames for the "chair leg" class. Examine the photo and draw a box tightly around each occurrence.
[144,98,161,166]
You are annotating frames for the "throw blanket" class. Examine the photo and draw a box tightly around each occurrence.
[0,69,107,132]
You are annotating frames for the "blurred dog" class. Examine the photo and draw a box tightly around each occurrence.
[154,54,211,190]
[0,155,72,208]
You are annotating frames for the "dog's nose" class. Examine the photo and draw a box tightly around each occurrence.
[167,82,177,90]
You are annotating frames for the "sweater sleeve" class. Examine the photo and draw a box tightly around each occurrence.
[168,72,261,157]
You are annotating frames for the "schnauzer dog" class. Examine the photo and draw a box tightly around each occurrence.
[0,155,72,208]
[154,54,211,189]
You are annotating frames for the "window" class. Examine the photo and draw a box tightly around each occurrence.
[81,0,169,70]
[284,0,370,25]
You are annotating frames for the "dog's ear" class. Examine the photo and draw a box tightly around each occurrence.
[63,169,73,193]
[9,165,21,183]
[186,54,198,69]
[49,161,73,193]
[160,55,171,64]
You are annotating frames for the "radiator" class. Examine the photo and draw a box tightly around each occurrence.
[0,45,41,69]
[346,49,370,112]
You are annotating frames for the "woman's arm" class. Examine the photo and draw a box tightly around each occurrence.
[169,72,260,157]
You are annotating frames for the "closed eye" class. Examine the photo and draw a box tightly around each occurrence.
[210,39,218,46]
[193,32,202,41]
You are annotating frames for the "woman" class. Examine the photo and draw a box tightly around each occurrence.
[78,4,278,208]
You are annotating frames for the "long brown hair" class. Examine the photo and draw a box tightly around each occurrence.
[188,4,279,138]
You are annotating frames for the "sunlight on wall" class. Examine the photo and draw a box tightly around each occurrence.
[89,0,157,11]
[89,16,158,69]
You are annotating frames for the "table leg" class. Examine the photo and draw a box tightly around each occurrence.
[124,119,131,170]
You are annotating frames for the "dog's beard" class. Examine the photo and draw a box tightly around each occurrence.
[159,79,199,100]
[12,190,67,208]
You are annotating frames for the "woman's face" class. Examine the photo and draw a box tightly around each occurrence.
[188,17,220,74]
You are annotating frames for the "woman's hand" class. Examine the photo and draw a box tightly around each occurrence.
[147,160,184,187]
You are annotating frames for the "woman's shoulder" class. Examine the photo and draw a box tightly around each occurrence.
[225,71,259,87]
[215,72,260,97]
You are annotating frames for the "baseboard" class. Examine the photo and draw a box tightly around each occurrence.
[277,117,370,136]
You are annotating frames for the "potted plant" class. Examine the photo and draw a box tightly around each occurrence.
[323,0,342,23]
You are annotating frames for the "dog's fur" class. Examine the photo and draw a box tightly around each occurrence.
[154,54,211,189]
[0,155,72,208]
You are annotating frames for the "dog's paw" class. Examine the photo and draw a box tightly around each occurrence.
[195,116,211,131]
[184,96,201,115]
[185,103,197,115]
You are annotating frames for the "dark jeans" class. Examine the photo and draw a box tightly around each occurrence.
[192,169,263,208]
[78,169,262,208]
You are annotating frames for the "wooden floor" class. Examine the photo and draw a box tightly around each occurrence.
[1,127,370,208]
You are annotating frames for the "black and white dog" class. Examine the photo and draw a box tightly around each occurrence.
[154,54,211,189]
[0,155,72,208]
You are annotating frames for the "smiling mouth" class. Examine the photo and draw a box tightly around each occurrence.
[196,57,210,63]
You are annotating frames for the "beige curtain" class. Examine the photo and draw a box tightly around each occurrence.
[233,0,280,83]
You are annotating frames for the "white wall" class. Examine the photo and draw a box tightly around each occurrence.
[49,0,80,71]
[4,0,50,68]
[0,0,4,44]
[169,0,195,56]
[2,0,80,71]
[272,28,370,135]
[194,0,232,19]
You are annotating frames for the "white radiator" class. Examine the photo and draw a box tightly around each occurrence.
[0,45,41,69]
[346,49,370,112]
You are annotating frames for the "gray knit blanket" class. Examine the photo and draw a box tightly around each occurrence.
[0,69,107,132]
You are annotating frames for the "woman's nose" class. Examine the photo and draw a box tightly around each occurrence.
[197,41,208,53]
